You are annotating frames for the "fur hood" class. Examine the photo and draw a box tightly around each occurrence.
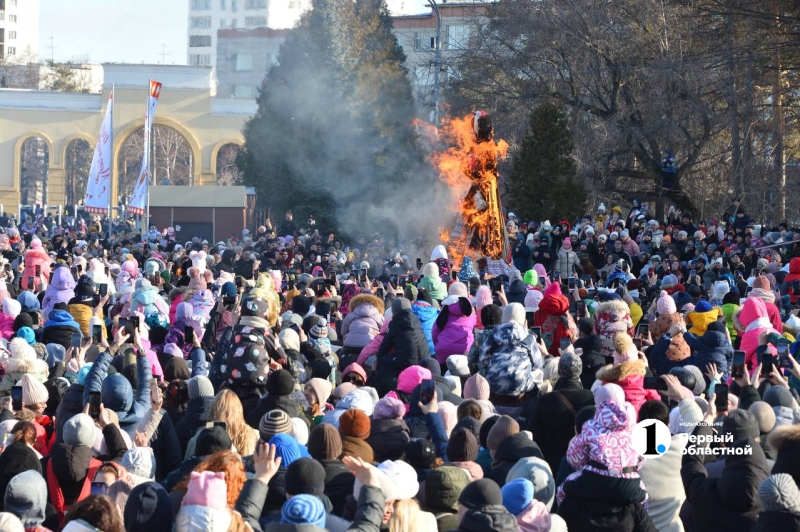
[596,359,647,383]
[349,293,384,314]
[595,299,631,320]
[3,356,48,377]
[768,424,800,452]
[315,296,342,307]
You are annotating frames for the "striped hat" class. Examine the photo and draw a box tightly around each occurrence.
[258,409,293,442]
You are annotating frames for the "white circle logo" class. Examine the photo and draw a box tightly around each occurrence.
[632,419,671,459]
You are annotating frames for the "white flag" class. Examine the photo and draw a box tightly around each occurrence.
[83,91,113,214]
[127,79,162,215]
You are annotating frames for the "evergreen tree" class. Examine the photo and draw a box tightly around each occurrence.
[505,103,586,221]
[241,0,428,235]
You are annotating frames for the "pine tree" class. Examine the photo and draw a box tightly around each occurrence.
[505,102,586,221]
[241,0,428,236]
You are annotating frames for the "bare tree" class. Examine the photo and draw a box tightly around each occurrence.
[20,137,49,206]
[216,143,243,186]
[65,139,92,206]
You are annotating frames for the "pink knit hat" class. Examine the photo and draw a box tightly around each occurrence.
[594,383,626,406]
[373,396,405,420]
[656,290,676,315]
[182,471,228,509]
[121,260,139,279]
[463,373,490,400]
[439,401,457,436]
[397,366,432,394]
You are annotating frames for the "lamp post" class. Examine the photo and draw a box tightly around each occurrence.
[427,0,441,126]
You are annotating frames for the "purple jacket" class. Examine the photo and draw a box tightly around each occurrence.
[432,299,476,363]
[42,266,76,317]
[341,294,385,349]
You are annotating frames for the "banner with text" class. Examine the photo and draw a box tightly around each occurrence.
[83,91,114,214]
[127,79,162,215]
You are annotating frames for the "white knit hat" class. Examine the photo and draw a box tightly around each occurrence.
[20,374,48,406]
[8,338,35,361]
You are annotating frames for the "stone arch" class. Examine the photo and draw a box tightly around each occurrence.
[211,138,243,186]
[112,117,202,201]
[63,136,93,207]
[16,133,53,207]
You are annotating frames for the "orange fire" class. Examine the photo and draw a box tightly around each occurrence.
[430,114,510,264]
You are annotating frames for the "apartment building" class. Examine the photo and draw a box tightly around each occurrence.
[0,0,39,61]
[187,0,310,68]
[216,27,287,98]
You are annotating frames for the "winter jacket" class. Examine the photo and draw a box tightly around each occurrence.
[67,303,93,338]
[149,410,183,482]
[489,433,544,487]
[596,360,660,414]
[682,328,734,376]
[245,392,305,430]
[130,284,170,329]
[42,443,100,521]
[376,309,430,371]
[649,312,690,364]
[752,510,800,532]
[341,294,385,349]
[41,310,81,351]
[686,307,722,335]
[418,262,448,302]
[217,317,287,401]
[54,383,85,444]
[732,297,779,371]
[479,322,542,397]
[411,300,439,355]
[555,250,581,277]
[681,430,769,532]
[42,266,75,318]
[174,396,215,455]
[721,303,740,341]
[506,280,527,306]
[0,351,49,394]
[638,434,687,532]
[318,459,355,517]
[432,299,476,364]
[557,494,658,532]
[366,418,410,462]
[528,378,594,474]
[593,300,634,361]
[533,283,577,356]
[447,505,519,532]
[83,350,151,436]
[21,240,51,292]
[0,313,14,340]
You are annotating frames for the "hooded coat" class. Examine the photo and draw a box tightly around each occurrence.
[596,360,660,414]
[376,308,430,371]
[130,283,171,328]
[534,283,577,356]
[0,340,49,393]
[733,297,779,370]
[480,322,542,397]
[681,324,734,375]
[593,300,634,361]
[432,298,476,364]
[489,433,544,487]
[21,239,51,292]
[42,266,76,318]
[83,351,151,436]
[341,294,385,349]
[411,300,439,354]
[681,432,769,532]
[41,309,81,350]
[366,417,410,462]
[418,262,448,302]
[448,505,519,532]
[506,280,527,306]
[175,395,215,455]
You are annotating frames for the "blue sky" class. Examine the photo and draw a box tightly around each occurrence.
[39,0,189,65]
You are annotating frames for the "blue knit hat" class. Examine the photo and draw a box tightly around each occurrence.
[16,326,35,345]
[281,494,326,527]
[269,433,304,466]
[17,291,39,312]
[501,478,534,516]
[221,282,237,298]
[77,363,93,385]
[694,300,712,313]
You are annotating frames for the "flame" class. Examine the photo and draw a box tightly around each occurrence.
[429,114,510,265]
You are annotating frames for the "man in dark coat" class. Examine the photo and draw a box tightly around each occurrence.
[527,352,594,474]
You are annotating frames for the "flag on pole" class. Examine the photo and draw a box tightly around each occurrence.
[127,79,162,216]
[83,90,114,214]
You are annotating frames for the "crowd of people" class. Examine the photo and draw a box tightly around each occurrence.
[0,201,798,532]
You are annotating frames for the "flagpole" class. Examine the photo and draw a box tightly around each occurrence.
[144,79,151,235]
[108,84,114,238]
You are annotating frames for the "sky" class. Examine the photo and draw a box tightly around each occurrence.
[39,0,189,65]
[38,0,433,65]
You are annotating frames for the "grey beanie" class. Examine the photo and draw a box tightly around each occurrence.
[121,447,157,480]
[63,413,95,447]
[759,473,800,512]
[391,297,411,315]
[722,410,760,442]
[187,375,214,400]
[3,470,47,528]
[558,352,582,380]
[763,386,795,409]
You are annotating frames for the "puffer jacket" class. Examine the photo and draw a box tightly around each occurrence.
[41,310,81,351]
[0,313,14,340]
[411,300,439,354]
[341,294,385,349]
[175,396,215,454]
[555,250,581,277]
[480,322,542,397]
[42,266,76,317]
[376,308,430,371]
[21,239,51,292]
[418,262,448,302]
[686,306,722,336]
[733,297,779,371]
[593,300,634,361]
[682,325,734,376]
[83,351,151,436]
[534,283,577,356]
[130,284,170,328]
[67,302,93,337]
[596,359,660,414]
[451,505,519,532]
[432,298,476,364]
[0,351,49,394]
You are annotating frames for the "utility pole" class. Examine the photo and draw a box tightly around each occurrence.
[427,0,441,126]
[160,44,167,64]
[48,36,54,63]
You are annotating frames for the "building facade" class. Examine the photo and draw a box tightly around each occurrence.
[0,0,39,61]
[216,27,287,99]
[187,0,310,68]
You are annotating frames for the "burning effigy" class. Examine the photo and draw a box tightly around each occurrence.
[433,112,510,265]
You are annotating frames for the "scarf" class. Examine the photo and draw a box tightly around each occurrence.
[745,317,771,333]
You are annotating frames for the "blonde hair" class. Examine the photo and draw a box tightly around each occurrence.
[389,499,428,532]
[538,357,560,395]
[208,390,256,456]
